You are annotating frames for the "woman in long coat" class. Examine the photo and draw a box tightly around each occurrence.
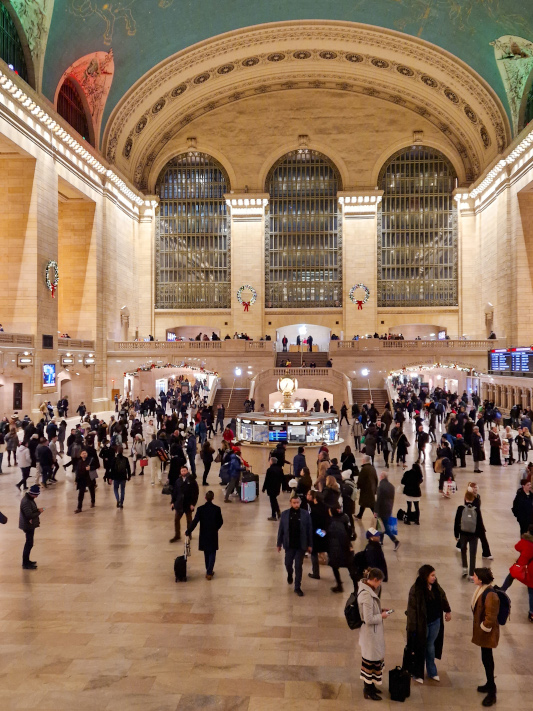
[488,426,502,466]
[471,567,500,707]
[357,568,389,700]
[406,564,452,683]
[356,460,378,519]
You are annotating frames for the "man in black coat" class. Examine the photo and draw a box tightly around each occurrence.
[262,456,285,521]
[512,480,533,534]
[186,490,223,579]
[170,466,199,542]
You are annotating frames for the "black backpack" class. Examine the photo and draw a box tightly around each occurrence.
[482,586,511,626]
[344,587,364,630]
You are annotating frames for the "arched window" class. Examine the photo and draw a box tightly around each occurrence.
[524,82,533,127]
[266,150,342,308]
[57,78,92,144]
[155,153,230,309]
[378,146,457,307]
[0,2,28,82]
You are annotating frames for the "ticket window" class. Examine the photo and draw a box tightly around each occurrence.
[287,424,306,443]
[237,420,253,441]
[269,423,288,443]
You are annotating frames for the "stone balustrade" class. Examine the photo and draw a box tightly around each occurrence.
[0,333,34,347]
[332,339,506,352]
[58,338,95,350]
[109,340,276,353]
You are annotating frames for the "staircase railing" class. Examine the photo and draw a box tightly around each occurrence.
[227,378,236,411]
[206,377,221,408]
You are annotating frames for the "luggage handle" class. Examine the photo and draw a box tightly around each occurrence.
[184,537,191,559]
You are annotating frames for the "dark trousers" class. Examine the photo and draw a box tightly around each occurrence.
[22,529,35,565]
[340,414,350,425]
[406,501,420,523]
[460,534,478,575]
[284,548,305,591]
[174,509,193,540]
[215,418,224,433]
[204,550,216,575]
[202,461,212,485]
[269,494,281,518]
[311,552,320,577]
[354,436,361,452]
[481,647,496,692]
[357,505,374,518]
[17,466,31,489]
[113,480,126,504]
[479,529,492,558]
[41,465,52,485]
[77,481,96,509]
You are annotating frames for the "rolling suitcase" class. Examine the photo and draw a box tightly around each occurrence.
[174,539,191,582]
[389,666,411,702]
[240,479,257,502]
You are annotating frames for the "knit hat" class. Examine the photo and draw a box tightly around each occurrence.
[366,527,379,539]
[28,485,40,497]
[456,434,463,439]
[341,471,351,480]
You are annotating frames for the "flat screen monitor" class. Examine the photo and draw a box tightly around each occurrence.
[488,349,512,372]
[43,363,56,387]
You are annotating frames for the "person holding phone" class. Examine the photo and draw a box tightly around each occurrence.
[357,567,390,700]
[18,485,43,569]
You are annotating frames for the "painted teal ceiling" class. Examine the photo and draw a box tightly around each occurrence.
[41,0,533,132]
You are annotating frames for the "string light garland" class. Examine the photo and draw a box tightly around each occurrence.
[236,284,257,312]
[349,283,370,309]
[389,363,486,377]
[45,260,59,298]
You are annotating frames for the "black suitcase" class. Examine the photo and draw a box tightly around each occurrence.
[389,666,411,702]
[174,540,190,582]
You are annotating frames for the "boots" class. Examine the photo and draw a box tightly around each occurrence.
[363,683,381,701]
[482,691,497,707]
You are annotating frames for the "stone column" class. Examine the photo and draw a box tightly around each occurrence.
[339,191,383,339]
[137,197,158,339]
[226,194,268,340]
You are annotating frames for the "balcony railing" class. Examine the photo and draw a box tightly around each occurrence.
[58,338,95,350]
[332,339,506,352]
[0,333,34,347]
[109,340,276,353]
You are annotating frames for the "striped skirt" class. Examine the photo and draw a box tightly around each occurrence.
[360,657,384,685]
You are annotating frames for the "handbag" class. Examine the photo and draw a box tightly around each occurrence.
[214,452,222,463]
[434,457,444,473]
[509,562,528,585]
[161,483,172,496]
[387,516,398,536]
[443,479,457,496]
[139,458,148,467]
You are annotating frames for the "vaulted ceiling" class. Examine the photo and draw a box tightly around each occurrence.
[36,0,533,134]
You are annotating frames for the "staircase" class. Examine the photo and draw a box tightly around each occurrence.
[276,351,331,368]
[212,388,250,418]
[352,388,390,413]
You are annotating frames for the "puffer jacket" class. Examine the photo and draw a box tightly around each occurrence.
[509,531,533,587]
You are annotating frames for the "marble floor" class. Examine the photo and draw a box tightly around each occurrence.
[0,413,531,710]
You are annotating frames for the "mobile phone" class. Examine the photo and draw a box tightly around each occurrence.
[387,609,394,615]
[316,529,326,537]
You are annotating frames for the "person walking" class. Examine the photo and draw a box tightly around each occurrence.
[170,465,199,542]
[131,434,146,476]
[401,462,423,525]
[375,472,400,550]
[263,456,285,520]
[15,440,32,491]
[185,490,224,580]
[357,568,390,700]
[498,523,533,622]
[293,446,306,477]
[395,427,410,467]
[466,483,493,560]
[109,446,131,508]
[416,426,430,464]
[276,495,313,597]
[356,456,378,520]
[223,446,244,503]
[340,402,350,426]
[74,449,96,513]
[306,489,329,580]
[454,491,480,580]
[406,564,452,684]
[5,427,18,466]
[327,506,356,593]
[352,418,364,452]
[471,568,500,707]
[146,433,164,486]
[19,485,43,569]
[512,479,533,535]
[200,439,215,486]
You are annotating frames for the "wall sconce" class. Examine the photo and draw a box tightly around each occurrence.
[61,356,74,366]
[17,353,34,369]
[84,356,95,368]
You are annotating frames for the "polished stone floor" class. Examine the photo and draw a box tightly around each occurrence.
[0,412,530,710]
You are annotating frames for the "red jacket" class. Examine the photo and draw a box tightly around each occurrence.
[510,533,533,587]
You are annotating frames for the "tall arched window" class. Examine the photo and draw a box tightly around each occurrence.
[57,78,92,144]
[266,150,341,308]
[378,146,457,307]
[0,2,28,82]
[155,153,230,309]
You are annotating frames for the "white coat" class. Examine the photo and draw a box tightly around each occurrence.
[357,582,385,661]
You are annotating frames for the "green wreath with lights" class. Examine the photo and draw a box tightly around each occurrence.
[349,283,370,309]
[45,260,59,298]
[237,284,257,312]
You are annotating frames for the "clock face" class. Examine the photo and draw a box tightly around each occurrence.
[279,377,294,392]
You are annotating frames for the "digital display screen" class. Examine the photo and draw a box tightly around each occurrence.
[43,363,56,387]
[438,330,446,340]
[489,347,533,373]
[269,425,287,442]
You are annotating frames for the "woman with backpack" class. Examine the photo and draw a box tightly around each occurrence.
[471,567,500,708]
[357,567,390,701]
[454,491,480,580]
[406,564,452,684]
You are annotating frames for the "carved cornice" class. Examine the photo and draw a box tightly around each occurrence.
[103,21,510,186]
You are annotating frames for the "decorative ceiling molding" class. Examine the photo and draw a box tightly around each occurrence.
[103,21,511,180]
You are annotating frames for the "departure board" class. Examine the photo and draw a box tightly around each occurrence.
[489,347,533,373]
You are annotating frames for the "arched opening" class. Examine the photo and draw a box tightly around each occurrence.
[0,1,29,84]
[265,149,342,308]
[378,146,458,307]
[56,77,94,146]
[155,152,230,309]
[275,323,331,352]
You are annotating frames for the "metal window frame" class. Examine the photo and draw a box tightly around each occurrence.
[0,3,27,82]
[265,150,342,308]
[377,146,458,308]
[155,153,231,309]
[57,78,91,143]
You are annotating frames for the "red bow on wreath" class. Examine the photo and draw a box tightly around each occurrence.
[356,300,363,310]
[243,301,250,312]
[51,285,56,298]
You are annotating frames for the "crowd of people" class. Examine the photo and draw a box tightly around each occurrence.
[0,374,532,707]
